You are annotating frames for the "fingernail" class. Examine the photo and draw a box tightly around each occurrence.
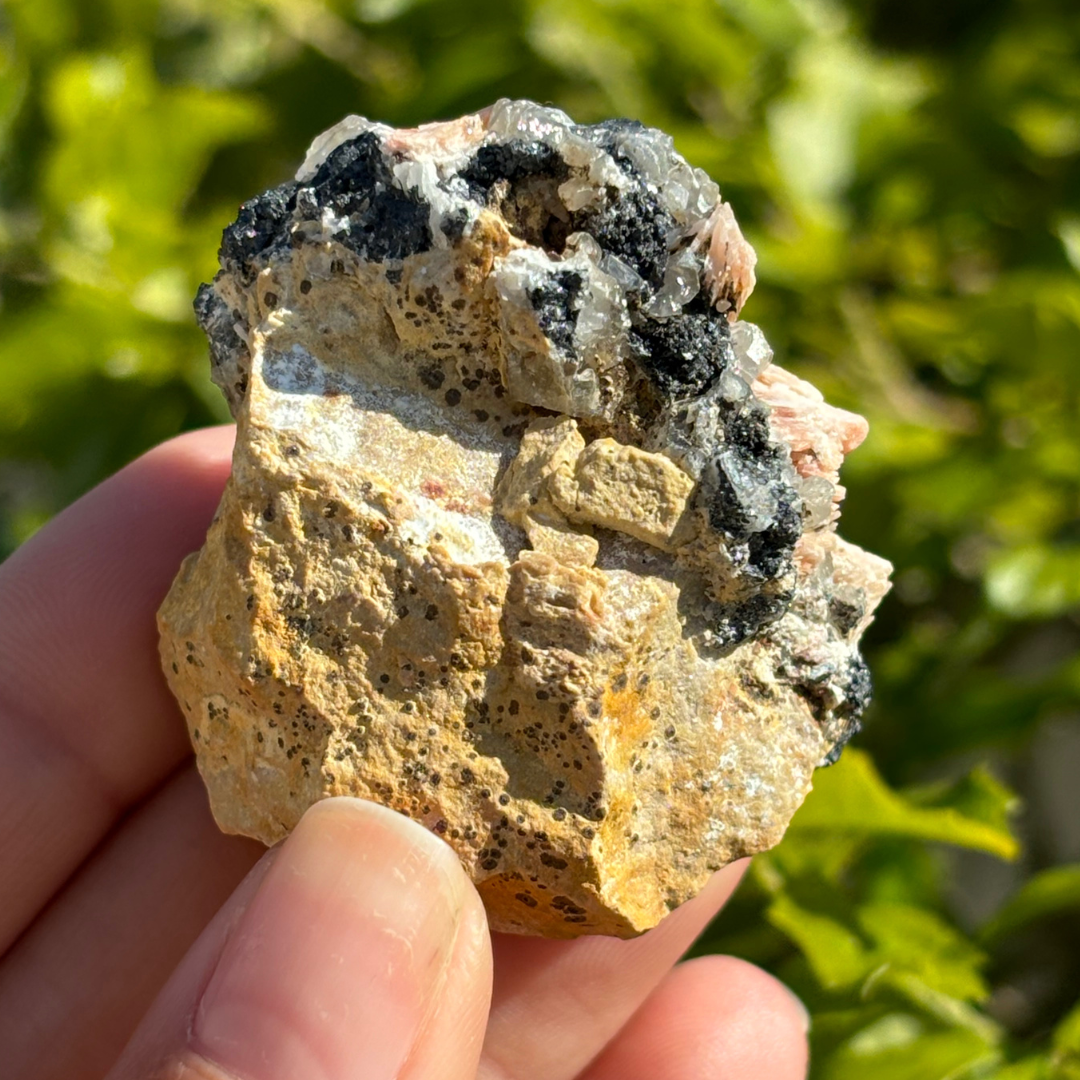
[192,798,467,1080]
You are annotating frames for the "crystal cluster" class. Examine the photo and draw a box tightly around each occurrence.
[160,100,891,937]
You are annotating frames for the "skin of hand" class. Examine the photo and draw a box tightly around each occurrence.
[0,426,810,1080]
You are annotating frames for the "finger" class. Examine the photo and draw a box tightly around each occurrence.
[576,955,810,1080]
[0,426,234,953]
[110,798,493,1080]
[478,860,748,1080]
[0,765,263,1080]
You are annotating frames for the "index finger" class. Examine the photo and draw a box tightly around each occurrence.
[0,426,234,954]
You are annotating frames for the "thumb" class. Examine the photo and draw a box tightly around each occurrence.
[109,797,493,1080]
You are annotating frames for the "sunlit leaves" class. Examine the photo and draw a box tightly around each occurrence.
[44,49,266,283]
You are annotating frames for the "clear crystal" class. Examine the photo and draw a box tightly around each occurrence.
[644,247,701,317]
[485,98,575,140]
[730,321,773,381]
[599,251,646,293]
[715,449,779,532]
[718,368,750,403]
[492,238,630,417]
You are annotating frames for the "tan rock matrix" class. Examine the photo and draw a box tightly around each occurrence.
[159,100,892,937]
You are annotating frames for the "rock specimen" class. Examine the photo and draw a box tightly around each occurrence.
[158,100,892,938]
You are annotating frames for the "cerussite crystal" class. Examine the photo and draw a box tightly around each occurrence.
[158,100,892,937]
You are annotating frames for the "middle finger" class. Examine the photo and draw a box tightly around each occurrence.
[478,861,747,1080]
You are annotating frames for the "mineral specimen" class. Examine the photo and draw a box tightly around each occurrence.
[158,100,892,938]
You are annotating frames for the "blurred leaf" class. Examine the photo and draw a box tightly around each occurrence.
[0,36,29,158]
[820,1022,997,1080]
[906,765,1019,837]
[767,828,865,883]
[875,972,1002,1050]
[767,33,929,213]
[790,750,1020,859]
[980,1058,1054,1080]
[859,903,990,1003]
[1055,999,1080,1072]
[43,48,267,286]
[767,891,876,990]
[985,545,1080,618]
[852,838,943,908]
[981,866,1080,943]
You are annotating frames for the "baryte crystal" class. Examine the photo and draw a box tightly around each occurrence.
[159,100,892,938]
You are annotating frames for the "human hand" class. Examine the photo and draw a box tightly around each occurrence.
[0,427,810,1079]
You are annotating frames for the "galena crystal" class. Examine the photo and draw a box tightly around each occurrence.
[158,99,892,938]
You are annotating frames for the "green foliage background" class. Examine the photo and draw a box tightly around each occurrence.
[2,0,1079,1074]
